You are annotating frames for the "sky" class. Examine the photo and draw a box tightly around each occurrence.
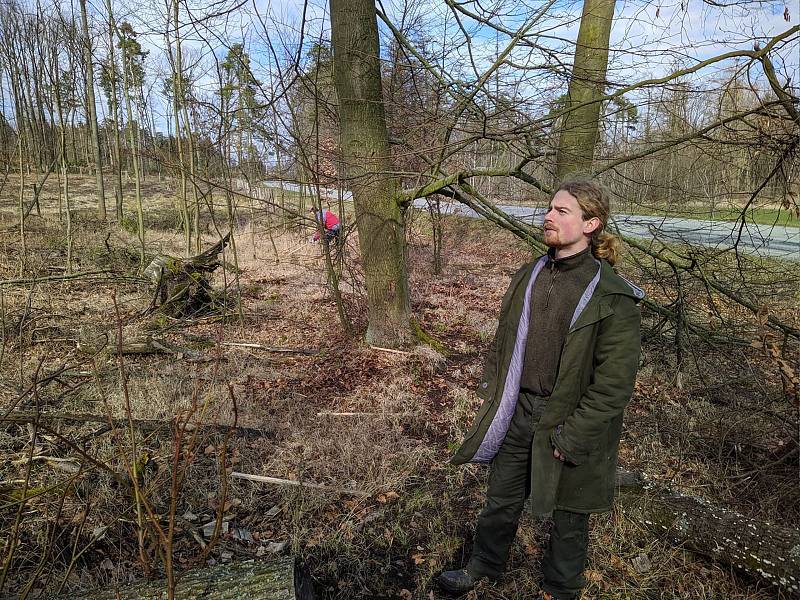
[5,0,796,137]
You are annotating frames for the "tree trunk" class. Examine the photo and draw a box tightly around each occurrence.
[72,557,312,599]
[143,234,231,318]
[17,49,40,172]
[171,0,191,256]
[79,0,106,220]
[120,28,144,268]
[17,109,25,263]
[104,0,124,221]
[180,97,201,254]
[51,47,73,274]
[555,0,616,180]
[617,470,800,594]
[330,0,413,348]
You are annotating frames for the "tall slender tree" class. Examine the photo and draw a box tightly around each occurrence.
[220,44,260,175]
[119,21,145,267]
[49,45,73,273]
[167,0,190,255]
[101,0,123,220]
[78,0,106,220]
[330,0,413,347]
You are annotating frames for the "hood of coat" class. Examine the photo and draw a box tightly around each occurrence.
[593,260,645,303]
[528,252,645,304]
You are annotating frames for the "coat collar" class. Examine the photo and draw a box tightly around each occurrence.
[569,261,644,332]
[516,256,644,334]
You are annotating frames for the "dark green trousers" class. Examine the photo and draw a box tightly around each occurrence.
[467,392,589,600]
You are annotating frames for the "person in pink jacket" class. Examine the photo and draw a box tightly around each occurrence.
[310,208,341,243]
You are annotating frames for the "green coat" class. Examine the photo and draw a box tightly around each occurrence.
[452,255,643,516]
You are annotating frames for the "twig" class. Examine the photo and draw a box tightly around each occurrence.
[10,455,80,473]
[0,287,6,372]
[176,515,206,550]
[1,411,274,439]
[150,339,203,359]
[112,292,152,575]
[284,244,307,256]
[368,345,411,355]
[317,411,380,417]
[230,471,369,497]
[316,411,416,418]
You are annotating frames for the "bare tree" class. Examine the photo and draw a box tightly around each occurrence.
[78,0,106,220]
[101,0,124,221]
[330,0,413,347]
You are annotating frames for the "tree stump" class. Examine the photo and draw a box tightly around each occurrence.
[73,557,313,599]
[145,234,231,317]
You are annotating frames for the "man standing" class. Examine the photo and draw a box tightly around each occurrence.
[438,178,643,600]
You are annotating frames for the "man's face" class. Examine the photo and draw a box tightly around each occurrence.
[543,190,600,256]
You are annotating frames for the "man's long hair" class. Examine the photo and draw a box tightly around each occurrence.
[555,177,621,266]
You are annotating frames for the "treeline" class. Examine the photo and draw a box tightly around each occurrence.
[1,0,795,217]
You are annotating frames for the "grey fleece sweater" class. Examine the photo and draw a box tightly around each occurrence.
[520,247,597,396]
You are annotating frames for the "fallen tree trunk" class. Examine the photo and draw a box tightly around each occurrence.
[2,411,274,440]
[77,331,207,359]
[72,557,313,599]
[616,469,800,594]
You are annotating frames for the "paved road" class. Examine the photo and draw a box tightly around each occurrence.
[411,199,799,261]
[258,180,353,200]
[252,181,798,260]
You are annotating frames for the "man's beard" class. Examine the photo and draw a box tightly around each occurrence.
[543,227,560,247]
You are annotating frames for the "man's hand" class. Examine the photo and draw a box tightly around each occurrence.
[553,447,566,462]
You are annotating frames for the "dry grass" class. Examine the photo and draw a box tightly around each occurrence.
[0,175,797,599]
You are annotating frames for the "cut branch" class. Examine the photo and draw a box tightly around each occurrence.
[230,471,369,497]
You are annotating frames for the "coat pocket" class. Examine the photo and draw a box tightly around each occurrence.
[556,449,613,509]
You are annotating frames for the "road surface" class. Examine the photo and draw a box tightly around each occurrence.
[411,199,799,261]
[250,181,798,260]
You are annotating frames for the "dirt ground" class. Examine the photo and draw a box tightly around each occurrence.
[0,176,797,599]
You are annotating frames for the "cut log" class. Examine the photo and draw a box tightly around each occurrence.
[616,469,800,594]
[71,557,314,599]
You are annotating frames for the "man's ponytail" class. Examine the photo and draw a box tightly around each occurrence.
[591,231,621,266]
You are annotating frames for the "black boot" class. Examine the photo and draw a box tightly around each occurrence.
[436,569,476,594]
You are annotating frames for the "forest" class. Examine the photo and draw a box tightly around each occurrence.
[0,0,798,598]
